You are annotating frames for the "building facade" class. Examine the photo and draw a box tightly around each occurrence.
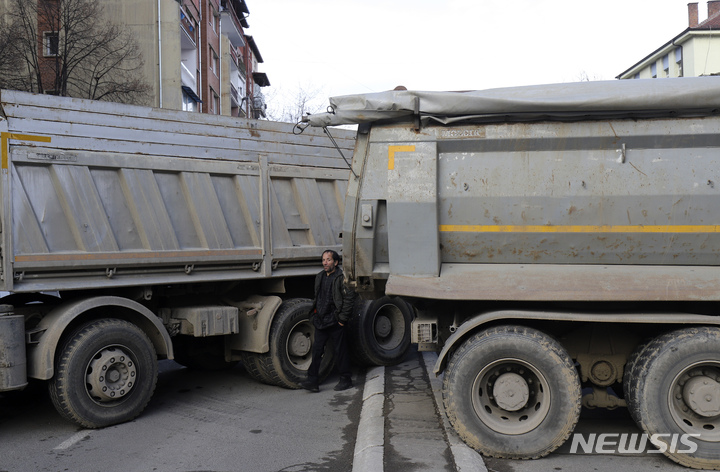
[22,0,271,117]
[123,0,269,117]
[617,2,720,79]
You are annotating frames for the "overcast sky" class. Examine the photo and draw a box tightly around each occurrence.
[247,0,706,112]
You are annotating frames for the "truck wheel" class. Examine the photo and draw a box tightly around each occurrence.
[623,339,650,424]
[629,327,720,469]
[256,298,334,389]
[241,351,274,384]
[442,325,581,459]
[172,336,239,371]
[348,296,413,366]
[48,319,158,428]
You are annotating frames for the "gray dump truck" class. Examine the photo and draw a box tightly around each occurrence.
[306,77,720,469]
[0,90,412,429]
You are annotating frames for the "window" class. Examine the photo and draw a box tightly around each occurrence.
[211,48,219,77]
[210,5,218,33]
[675,48,683,77]
[182,86,201,112]
[209,88,219,114]
[663,54,669,77]
[44,32,59,56]
[651,62,657,78]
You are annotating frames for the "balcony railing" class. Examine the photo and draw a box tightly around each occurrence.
[180,8,197,45]
[229,47,247,78]
[230,83,239,106]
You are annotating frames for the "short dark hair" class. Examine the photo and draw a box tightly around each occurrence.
[322,249,340,263]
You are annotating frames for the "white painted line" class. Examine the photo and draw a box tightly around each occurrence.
[53,430,91,451]
[353,365,385,472]
[422,352,488,472]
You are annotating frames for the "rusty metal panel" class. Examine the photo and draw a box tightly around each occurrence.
[0,90,354,292]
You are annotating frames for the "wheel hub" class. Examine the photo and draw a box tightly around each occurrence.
[683,375,720,417]
[375,316,392,338]
[288,331,311,357]
[493,372,529,411]
[86,347,136,402]
[472,359,551,435]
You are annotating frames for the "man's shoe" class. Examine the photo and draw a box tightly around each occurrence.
[300,380,319,393]
[333,379,353,391]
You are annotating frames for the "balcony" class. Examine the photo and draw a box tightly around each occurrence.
[180,8,197,46]
[220,0,247,48]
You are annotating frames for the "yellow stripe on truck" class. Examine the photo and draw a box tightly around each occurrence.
[1,132,52,169]
[388,145,415,170]
[439,224,720,233]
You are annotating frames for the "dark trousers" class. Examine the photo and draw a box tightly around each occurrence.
[307,323,351,384]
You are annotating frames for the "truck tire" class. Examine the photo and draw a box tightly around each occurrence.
[348,296,413,366]
[628,327,720,469]
[255,298,334,389]
[172,336,239,371]
[442,325,581,459]
[622,339,650,424]
[241,351,275,384]
[48,319,158,428]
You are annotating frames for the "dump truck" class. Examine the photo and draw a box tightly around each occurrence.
[305,77,720,469]
[0,90,413,429]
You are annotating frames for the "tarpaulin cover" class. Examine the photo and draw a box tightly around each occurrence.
[304,77,720,127]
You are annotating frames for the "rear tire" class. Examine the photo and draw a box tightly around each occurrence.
[628,327,720,469]
[254,299,334,389]
[241,351,274,384]
[348,296,413,366]
[442,325,581,459]
[623,339,650,424]
[48,319,158,428]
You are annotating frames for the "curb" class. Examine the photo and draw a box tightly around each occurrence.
[352,365,385,472]
[352,355,488,472]
[422,352,488,472]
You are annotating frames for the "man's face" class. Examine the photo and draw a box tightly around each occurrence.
[322,252,338,274]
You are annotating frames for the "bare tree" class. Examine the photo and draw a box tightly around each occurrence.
[0,16,23,89]
[266,82,328,123]
[0,0,149,103]
[576,70,604,82]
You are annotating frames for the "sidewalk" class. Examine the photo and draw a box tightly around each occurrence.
[353,349,487,472]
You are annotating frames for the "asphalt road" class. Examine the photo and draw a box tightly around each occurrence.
[0,360,363,472]
[0,349,702,472]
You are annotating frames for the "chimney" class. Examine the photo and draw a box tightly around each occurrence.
[689,2,699,27]
[709,0,720,18]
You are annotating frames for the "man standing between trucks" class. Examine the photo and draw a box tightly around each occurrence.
[301,249,356,392]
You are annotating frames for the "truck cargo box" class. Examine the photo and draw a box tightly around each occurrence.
[0,90,354,292]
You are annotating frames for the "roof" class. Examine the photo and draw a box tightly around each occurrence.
[246,35,263,63]
[304,77,720,127]
[252,72,270,87]
[700,7,720,28]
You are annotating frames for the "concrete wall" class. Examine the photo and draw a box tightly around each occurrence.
[99,0,182,109]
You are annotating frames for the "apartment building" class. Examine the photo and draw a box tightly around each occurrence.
[91,0,269,116]
[617,2,720,79]
[0,0,268,115]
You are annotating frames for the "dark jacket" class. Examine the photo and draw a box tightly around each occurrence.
[310,267,356,329]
